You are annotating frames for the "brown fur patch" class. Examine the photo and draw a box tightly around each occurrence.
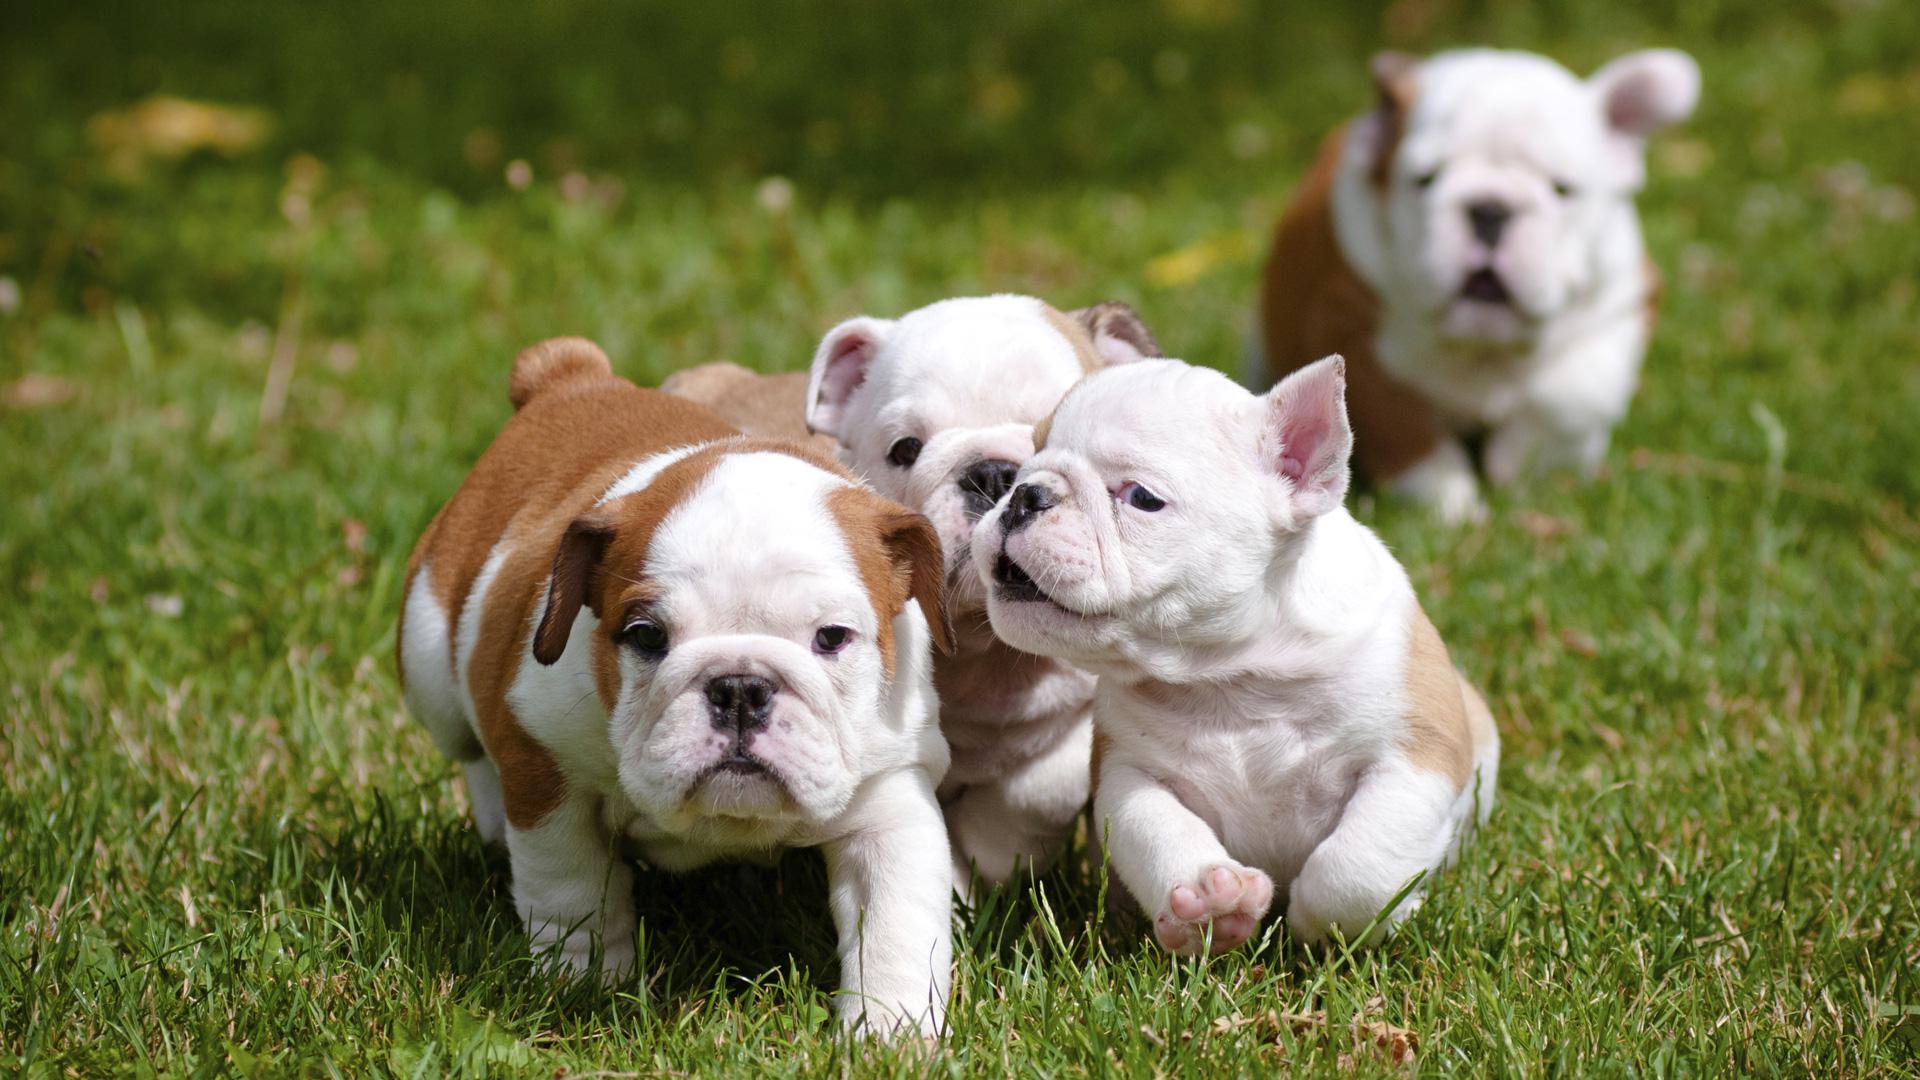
[1260,125,1448,484]
[825,485,952,677]
[1367,52,1419,191]
[1032,411,1053,452]
[660,361,837,455]
[1399,607,1477,790]
[400,352,740,829]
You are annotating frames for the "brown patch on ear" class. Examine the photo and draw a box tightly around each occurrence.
[826,487,953,677]
[509,337,614,411]
[1367,51,1420,191]
[533,512,616,665]
[1067,301,1164,365]
[1400,606,1474,790]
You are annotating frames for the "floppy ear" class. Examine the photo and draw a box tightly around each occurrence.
[1590,49,1699,187]
[805,316,895,438]
[1259,355,1353,521]
[1365,51,1420,188]
[1068,301,1163,367]
[879,508,954,656]
[1592,49,1699,138]
[533,512,616,665]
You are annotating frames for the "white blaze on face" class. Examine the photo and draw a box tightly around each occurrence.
[809,296,1090,609]
[609,452,883,837]
[973,362,1282,666]
[1361,49,1698,343]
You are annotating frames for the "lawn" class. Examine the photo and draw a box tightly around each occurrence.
[3,0,1918,1075]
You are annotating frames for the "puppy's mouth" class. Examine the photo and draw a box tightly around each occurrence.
[993,552,1089,619]
[1459,268,1512,306]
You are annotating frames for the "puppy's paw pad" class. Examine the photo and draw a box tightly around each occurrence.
[1152,863,1274,956]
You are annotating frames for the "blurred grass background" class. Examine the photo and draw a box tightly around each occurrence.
[3,0,1918,1075]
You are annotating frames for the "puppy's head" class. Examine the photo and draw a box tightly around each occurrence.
[532,444,948,843]
[971,357,1351,668]
[1345,48,1698,343]
[805,295,1160,628]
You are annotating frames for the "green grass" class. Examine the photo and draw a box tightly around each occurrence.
[4,0,1918,1075]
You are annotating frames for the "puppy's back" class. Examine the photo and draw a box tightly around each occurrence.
[402,339,739,670]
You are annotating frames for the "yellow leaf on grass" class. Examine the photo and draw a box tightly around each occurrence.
[88,95,272,176]
[1145,229,1256,288]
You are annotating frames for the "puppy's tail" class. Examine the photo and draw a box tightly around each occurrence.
[509,337,613,410]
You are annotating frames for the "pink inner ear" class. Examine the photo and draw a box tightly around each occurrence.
[820,334,871,404]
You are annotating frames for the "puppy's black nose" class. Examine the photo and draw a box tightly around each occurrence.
[1000,482,1057,534]
[705,674,775,733]
[1467,201,1511,247]
[959,459,1020,516]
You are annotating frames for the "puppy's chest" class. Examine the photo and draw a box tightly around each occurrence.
[1117,688,1389,874]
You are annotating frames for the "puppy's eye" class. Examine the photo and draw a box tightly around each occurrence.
[1116,482,1166,512]
[619,618,669,657]
[1414,168,1441,190]
[812,625,853,655]
[887,437,923,468]
[1551,179,1576,198]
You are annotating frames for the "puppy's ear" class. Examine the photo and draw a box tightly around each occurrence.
[1259,355,1353,521]
[1591,49,1700,138]
[806,316,896,438]
[1365,51,1420,188]
[533,512,616,665]
[880,508,954,656]
[1069,301,1164,367]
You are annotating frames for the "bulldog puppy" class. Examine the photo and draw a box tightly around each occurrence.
[973,356,1499,951]
[803,295,1162,892]
[1257,48,1700,522]
[398,338,954,1033]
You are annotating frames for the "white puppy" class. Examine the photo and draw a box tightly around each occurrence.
[399,339,953,1033]
[802,295,1162,891]
[1258,48,1700,522]
[973,356,1498,951]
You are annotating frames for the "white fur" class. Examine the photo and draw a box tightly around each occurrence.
[806,294,1131,889]
[972,358,1497,950]
[402,446,952,1035]
[1329,48,1697,521]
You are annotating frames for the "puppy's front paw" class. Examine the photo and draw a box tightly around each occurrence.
[1152,863,1274,956]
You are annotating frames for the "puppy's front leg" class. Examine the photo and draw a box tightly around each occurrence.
[1387,439,1487,524]
[506,793,636,979]
[1287,760,1459,946]
[1095,760,1272,957]
[823,768,953,1036]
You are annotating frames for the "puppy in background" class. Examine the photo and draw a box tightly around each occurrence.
[974,355,1497,952]
[1258,48,1699,522]
[669,295,1162,890]
[399,339,953,1033]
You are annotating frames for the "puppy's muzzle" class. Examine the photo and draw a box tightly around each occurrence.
[1000,482,1057,534]
[705,674,775,773]
[959,459,1020,517]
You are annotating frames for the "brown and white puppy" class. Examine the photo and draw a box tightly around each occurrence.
[398,339,954,1034]
[1257,48,1699,522]
[667,295,1162,892]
